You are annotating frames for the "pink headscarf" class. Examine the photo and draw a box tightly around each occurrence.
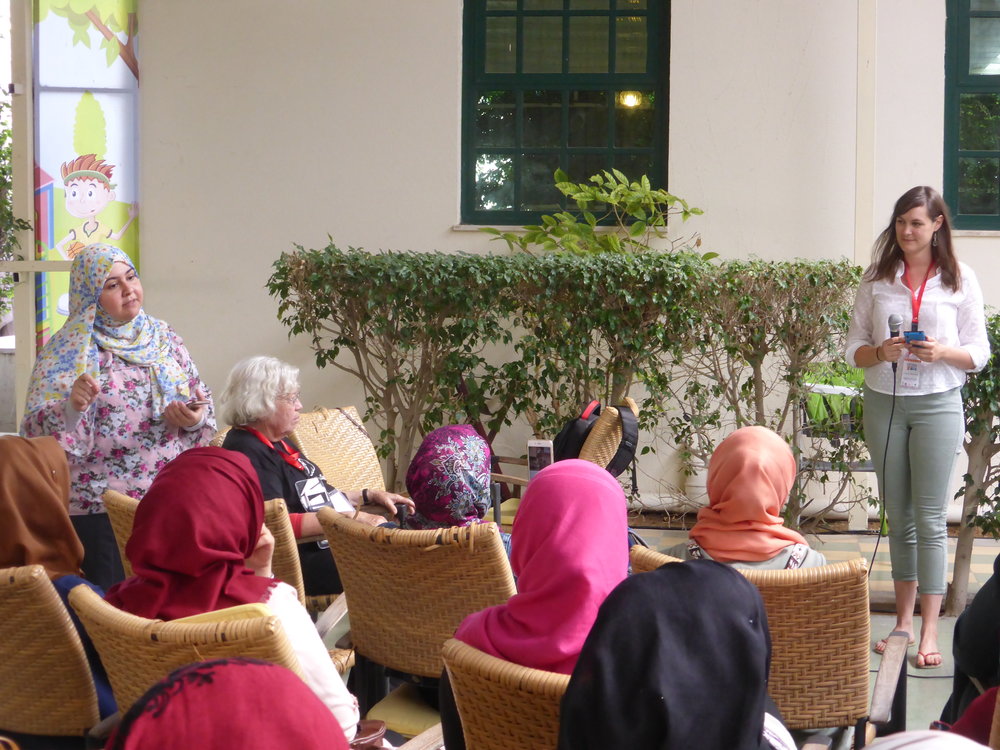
[454,459,628,675]
[689,425,807,563]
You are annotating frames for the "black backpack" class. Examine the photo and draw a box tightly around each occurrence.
[553,400,639,478]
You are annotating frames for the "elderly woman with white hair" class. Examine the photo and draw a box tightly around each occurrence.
[220,356,412,596]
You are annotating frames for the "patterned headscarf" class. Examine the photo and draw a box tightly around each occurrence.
[23,244,191,419]
[404,425,492,529]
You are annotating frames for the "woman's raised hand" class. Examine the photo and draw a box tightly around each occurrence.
[69,373,100,412]
[245,523,275,578]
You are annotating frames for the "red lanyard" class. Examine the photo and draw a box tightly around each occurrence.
[242,427,305,471]
[902,260,935,328]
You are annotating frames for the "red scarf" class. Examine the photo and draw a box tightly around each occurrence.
[105,448,276,620]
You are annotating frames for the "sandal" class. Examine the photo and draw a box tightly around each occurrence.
[873,634,914,655]
[916,651,942,669]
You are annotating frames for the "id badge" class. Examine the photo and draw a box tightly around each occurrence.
[900,360,920,390]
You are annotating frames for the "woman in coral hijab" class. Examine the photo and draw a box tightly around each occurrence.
[440,459,629,750]
[104,447,362,741]
[668,425,827,569]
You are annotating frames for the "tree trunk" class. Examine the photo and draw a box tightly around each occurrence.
[944,430,993,615]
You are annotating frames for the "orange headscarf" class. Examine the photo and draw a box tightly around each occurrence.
[0,435,84,578]
[689,426,806,563]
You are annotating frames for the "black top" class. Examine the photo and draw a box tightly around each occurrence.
[223,428,348,513]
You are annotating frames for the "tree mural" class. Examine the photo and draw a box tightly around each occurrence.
[37,0,139,81]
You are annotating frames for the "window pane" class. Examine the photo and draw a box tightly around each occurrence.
[969,18,1000,75]
[477,91,516,148]
[615,153,654,182]
[487,0,517,8]
[960,93,1000,150]
[525,0,563,9]
[521,154,562,211]
[569,17,609,73]
[570,0,609,8]
[616,16,647,73]
[615,90,654,147]
[475,154,515,210]
[569,90,608,146]
[524,17,563,73]
[524,90,562,147]
[971,0,1000,9]
[621,0,648,8]
[568,154,607,211]
[958,157,1000,215]
[486,17,517,73]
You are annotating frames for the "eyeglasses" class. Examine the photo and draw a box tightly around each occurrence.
[276,391,301,404]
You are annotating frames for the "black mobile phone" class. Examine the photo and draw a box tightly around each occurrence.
[185,399,209,408]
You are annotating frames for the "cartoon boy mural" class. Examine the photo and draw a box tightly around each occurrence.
[55,154,138,260]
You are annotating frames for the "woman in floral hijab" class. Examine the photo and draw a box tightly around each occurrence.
[404,425,492,529]
[21,244,215,588]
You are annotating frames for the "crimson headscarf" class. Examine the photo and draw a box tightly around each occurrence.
[107,658,350,750]
[104,447,276,619]
[689,426,807,563]
[455,459,628,675]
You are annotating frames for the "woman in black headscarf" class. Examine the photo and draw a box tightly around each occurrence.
[557,559,795,750]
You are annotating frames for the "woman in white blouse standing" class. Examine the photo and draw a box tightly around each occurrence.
[846,186,989,669]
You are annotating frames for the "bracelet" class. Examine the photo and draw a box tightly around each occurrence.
[875,345,883,362]
[362,488,370,505]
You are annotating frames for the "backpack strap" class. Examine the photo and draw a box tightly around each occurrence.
[605,403,639,477]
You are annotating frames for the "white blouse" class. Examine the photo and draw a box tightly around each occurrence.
[845,262,989,396]
[265,582,360,739]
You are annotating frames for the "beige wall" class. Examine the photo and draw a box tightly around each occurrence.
[96,2,1000,495]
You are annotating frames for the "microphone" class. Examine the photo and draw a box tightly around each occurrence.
[887,313,903,372]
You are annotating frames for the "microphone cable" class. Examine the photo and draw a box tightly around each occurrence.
[868,347,897,577]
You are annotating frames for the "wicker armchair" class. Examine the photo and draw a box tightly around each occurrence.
[317,508,515,735]
[441,638,570,750]
[492,398,639,506]
[290,406,386,493]
[68,584,304,712]
[0,566,101,738]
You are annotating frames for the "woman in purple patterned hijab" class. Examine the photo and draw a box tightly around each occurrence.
[404,425,492,529]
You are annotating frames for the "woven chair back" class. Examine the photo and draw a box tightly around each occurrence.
[740,558,870,730]
[209,426,230,447]
[318,508,515,677]
[67,584,302,712]
[291,407,386,492]
[442,638,569,750]
[577,397,638,468]
[628,545,683,573]
[103,489,139,577]
[0,566,100,736]
[263,498,306,606]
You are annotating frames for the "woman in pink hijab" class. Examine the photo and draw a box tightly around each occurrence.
[441,459,629,750]
[668,426,827,569]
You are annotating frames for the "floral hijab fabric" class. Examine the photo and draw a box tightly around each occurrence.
[24,244,190,419]
[404,425,492,529]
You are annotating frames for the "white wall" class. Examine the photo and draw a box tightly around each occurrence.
[129,1,1000,495]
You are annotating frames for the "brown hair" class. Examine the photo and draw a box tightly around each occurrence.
[60,154,114,187]
[865,186,960,292]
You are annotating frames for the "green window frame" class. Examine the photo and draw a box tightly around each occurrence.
[461,0,669,225]
[945,0,1000,228]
